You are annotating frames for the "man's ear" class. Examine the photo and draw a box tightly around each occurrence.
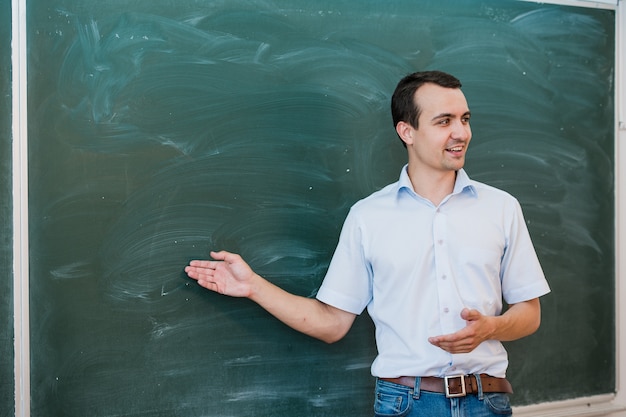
[395,121,414,146]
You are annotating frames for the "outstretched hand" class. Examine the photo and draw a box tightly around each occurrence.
[185,250,257,298]
[428,308,495,354]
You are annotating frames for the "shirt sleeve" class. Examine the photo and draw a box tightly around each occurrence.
[316,208,373,315]
[501,199,551,304]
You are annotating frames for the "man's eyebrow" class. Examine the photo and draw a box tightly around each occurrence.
[431,113,453,121]
[431,111,471,121]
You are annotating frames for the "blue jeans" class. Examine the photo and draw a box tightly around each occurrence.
[373,377,512,417]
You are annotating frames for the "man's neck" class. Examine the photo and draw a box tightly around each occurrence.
[407,167,458,206]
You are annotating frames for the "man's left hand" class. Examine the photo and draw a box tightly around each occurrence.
[427,308,495,354]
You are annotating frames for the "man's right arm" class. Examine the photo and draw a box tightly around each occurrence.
[185,250,356,344]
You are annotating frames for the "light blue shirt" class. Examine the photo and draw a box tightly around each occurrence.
[316,166,550,378]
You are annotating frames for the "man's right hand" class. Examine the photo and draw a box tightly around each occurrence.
[185,250,258,298]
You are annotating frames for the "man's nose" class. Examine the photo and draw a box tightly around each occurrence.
[451,120,471,140]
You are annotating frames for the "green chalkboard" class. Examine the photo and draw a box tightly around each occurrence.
[27,0,615,415]
[0,0,13,415]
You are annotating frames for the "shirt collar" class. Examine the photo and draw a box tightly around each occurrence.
[397,165,477,198]
[453,168,478,197]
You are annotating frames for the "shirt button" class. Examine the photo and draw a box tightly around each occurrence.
[438,239,444,245]
[441,275,447,280]
[443,308,449,313]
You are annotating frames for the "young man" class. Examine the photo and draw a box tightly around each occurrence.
[185,70,550,417]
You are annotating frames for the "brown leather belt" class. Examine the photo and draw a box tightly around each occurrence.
[380,374,513,398]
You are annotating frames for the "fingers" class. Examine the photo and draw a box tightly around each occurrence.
[185,263,223,293]
[209,250,228,261]
[460,307,482,322]
[211,250,246,267]
[185,262,222,292]
[196,277,221,294]
[187,249,235,266]
[186,251,234,275]
[187,260,214,270]
[428,332,462,346]
[186,261,215,274]
[428,333,474,354]
[184,252,234,293]
[186,252,236,275]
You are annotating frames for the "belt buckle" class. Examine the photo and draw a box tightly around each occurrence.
[444,375,466,398]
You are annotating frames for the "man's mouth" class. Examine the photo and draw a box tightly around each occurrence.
[446,146,464,152]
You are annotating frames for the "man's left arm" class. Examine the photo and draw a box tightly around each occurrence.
[428,298,541,354]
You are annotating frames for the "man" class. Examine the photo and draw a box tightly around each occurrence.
[185,70,550,417]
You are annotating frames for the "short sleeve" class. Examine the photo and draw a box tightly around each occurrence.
[501,199,551,303]
[316,209,373,315]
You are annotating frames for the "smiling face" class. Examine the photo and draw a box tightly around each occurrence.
[396,83,472,177]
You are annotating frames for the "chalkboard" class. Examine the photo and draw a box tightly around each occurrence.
[0,0,13,415]
[27,0,615,415]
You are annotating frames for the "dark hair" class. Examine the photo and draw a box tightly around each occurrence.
[391,71,462,131]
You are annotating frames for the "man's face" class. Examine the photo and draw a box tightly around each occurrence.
[405,83,472,174]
